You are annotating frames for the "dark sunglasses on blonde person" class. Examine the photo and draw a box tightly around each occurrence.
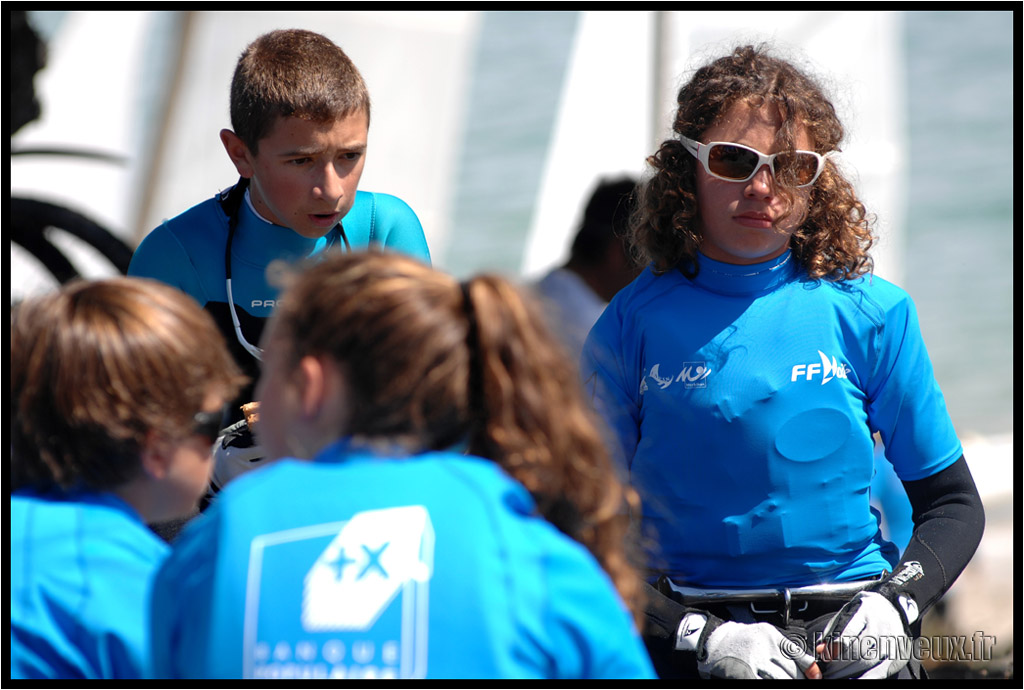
[191,408,227,444]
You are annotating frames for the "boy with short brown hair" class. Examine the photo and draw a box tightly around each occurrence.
[129,29,430,491]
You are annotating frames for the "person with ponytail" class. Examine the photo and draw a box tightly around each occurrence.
[148,251,655,680]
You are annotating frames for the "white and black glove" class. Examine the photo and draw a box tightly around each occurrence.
[210,419,267,491]
[676,612,817,679]
[819,588,918,679]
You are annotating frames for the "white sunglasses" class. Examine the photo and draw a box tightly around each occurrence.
[680,135,835,188]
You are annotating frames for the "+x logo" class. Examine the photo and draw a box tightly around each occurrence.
[327,542,391,581]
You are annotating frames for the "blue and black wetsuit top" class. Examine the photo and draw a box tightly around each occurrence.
[129,181,431,417]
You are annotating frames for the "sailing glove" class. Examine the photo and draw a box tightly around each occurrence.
[676,612,817,679]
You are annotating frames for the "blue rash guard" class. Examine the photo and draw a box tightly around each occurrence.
[581,250,962,588]
[10,488,169,679]
[149,442,655,680]
[128,189,431,406]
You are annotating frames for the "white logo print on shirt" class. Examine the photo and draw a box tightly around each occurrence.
[640,362,712,394]
[791,351,851,384]
[244,506,434,679]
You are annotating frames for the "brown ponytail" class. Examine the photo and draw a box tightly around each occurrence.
[273,252,645,624]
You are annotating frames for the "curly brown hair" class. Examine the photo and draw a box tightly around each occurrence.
[632,44,874,280]
[10,278,246,491]
[270,251,646,625]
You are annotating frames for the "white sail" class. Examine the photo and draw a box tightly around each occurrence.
[519,11,655,279]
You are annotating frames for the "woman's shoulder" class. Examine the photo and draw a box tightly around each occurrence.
[11,489,168,606]
[814,271,917,325]
[12,489,166,552]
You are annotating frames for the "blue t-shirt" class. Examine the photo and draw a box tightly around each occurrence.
[581,251,962,588]
[128,189,431,404]
[149,443,654,680]
[10,488,169,679]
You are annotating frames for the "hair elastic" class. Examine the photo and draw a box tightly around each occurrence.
[459,280,477,331]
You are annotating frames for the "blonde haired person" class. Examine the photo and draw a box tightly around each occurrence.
[149,252,654,680]
[10,278,245,679]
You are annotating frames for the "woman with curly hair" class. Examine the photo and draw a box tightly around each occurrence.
[149,251,655,680]
[581,44,983,680]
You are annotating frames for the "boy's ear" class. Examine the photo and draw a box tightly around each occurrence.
[296,355,327,419]
[139,430,172,480]
[295,355,350,425]
[220,129,255,179]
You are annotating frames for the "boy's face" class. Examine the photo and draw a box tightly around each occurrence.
[695,101,812,265]
[144,394,224,523]
[223,111,369,239]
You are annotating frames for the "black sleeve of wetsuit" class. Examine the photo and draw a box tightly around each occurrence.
[878,455,985,614]
[642,580,688,650]
[641,579,708,678]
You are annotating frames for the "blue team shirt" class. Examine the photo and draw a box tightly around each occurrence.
[149,443,654,680]
[581,251,962,588]
[10,488,169,679]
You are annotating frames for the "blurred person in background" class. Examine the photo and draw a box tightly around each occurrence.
[530,176,640,360]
